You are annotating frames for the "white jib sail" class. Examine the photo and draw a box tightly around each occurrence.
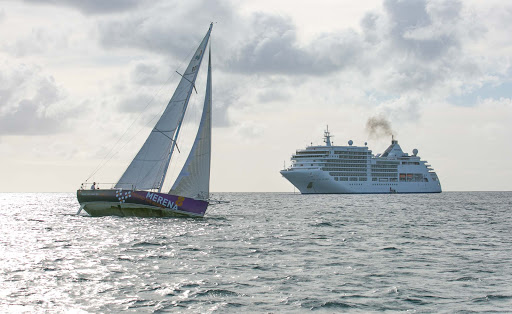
[169,47,212,200]
[115,24,212,190]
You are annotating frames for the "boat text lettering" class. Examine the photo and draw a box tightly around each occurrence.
[146,192,179,210]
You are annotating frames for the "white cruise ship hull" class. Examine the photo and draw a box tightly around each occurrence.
[281,129,442,194]
[280,169,441,194]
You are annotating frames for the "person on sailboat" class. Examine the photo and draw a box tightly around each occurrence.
[91,182,96,190]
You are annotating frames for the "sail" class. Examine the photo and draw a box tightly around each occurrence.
[169,47,212,200]
[115,24,212,190]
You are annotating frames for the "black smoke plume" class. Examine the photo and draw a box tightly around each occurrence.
[366,115,394,139]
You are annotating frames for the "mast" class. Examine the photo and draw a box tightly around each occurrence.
[115,23,212,191]
[157,23,213,193]
[324,125,333,147]
[169,45,212,199]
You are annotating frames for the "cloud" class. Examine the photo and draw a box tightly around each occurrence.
[2,26,70,57]
[226,13,362,75]
[93,1,362,76]
[131,62,172,86]
[0,99,63,135]
[23,0,141,14]
[97,0,233,57]
[86,0,502,112]
[234,121,265,140]
[117,93,155,113]
[13,0,512,127]
[257,89,290,103]
[384,0,459,61]
[0,63,75,135]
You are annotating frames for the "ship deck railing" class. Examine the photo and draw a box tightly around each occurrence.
[79,182,147,191]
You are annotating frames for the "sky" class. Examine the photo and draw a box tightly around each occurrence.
[0,0,511,192]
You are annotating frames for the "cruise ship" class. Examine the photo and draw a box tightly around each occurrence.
[280,128,441,194]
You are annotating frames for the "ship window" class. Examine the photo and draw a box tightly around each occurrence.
[340,177,348,181]
[334,177,338,181]
[349,177,357,181]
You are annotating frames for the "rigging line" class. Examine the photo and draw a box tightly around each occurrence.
[157,34,211,191]
[176,71,198,94]
[133,79,195,189]
[164,75,204,192]
[90,91,180,186]
[161,82,202,192]
[85,44,201,183]
[115,43,203,187]
[85,74,175,182]
[153,128,181,152]
[166,38,212,192]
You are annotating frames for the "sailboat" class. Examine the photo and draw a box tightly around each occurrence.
[77,24,214,218]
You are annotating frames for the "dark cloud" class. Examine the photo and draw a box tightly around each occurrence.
[90,0,468,81]
[98,15,193,57]
[361,12,381,44]
[15,0,499,128]
[384,0,459,61]
[228,14,312,73]
[97,0,233,57]
[23,0,141,14]
[227,14,361,75]
[0,99,63,135]
[361,0,491,101]
[0,65,75,135]
[429,0,462,21]
[94,1,361,76]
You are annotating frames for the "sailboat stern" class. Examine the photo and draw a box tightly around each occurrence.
[77,189,208,218]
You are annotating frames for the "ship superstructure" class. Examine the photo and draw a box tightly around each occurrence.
[280,128,441,194]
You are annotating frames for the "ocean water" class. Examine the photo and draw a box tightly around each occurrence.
[0,192,511,313]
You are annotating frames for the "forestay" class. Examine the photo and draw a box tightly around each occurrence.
[115,25,212,190]
[169,48,212,200]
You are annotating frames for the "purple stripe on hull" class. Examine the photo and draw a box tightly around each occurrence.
[77,189,208,217]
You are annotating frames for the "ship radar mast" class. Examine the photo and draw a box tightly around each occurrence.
[324,125,333,146]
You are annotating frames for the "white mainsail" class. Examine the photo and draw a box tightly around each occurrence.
[115,24,213,190]
[169,47,212,200]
